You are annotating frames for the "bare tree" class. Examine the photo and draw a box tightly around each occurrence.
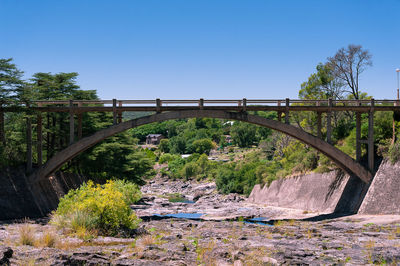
[327,44,372,99]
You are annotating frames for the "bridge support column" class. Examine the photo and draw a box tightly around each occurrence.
[113,99,117,125]
[356,112,362,162]
[326,98,332,144]
[26,116,32,173]
[199,98,204,110]
[317,112,322,139]
[242,98,247,112]
[118,101,123,123]
[37,113,42,167]
[285,98,290,124]
[69,100,75,145]
[156,98,161,113]
[0,110,4,145]
[368,99,375,172]
[77,102,83,140]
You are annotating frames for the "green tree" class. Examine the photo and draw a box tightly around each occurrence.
[231,122,257,148]
[191,138,215,155]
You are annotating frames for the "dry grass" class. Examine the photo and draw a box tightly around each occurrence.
[37,231,58,248]
[140,235,156,246]
[18,224,36,246]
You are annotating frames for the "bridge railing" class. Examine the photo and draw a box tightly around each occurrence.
[30,98,400,108]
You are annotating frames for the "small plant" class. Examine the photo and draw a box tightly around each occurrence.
[37,231,58,247]
[18,224,36,246]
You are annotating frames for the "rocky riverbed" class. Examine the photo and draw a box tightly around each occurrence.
[1,177,400,265]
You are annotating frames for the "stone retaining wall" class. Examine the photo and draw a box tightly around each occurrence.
[358,159,400,214]
[247,170,368,214]
[0,167,87,220]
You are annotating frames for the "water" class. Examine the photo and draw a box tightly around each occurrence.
[154,213,203,219]
[244,217,273,226]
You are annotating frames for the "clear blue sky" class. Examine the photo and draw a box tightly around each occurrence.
[1,0,400,100]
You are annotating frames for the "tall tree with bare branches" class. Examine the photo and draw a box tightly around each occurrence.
[327,44,372,100]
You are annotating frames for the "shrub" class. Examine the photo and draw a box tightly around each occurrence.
[51,180,141,237]
[159,153,179,164]
[159,139,170,153]
[191,138,215,155]
[19,224,36,246]
[181,162,201,180]
[388,138,400,163]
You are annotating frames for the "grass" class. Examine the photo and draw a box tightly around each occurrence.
[37,231,58,248]
[18,224,36,246]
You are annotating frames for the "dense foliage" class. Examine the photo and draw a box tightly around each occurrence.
[51,180,141,237]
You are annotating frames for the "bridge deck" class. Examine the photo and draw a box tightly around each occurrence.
[1,98,400,113]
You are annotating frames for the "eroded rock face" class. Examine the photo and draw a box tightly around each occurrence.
[358,159,400,214]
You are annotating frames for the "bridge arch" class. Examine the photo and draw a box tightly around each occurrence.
[31,110,372,184]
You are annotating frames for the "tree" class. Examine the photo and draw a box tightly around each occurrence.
[191,138,215,155]
[0,58,24,105]
[231,122,257,148]
[299,63,345,100]
[327,44,372,100]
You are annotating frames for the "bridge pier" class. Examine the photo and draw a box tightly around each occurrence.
[26,116,32,173]
[285,98,289,124]
[0,110,4,145]
[356,112,361,162]
[326,98,332,144]
[368,99,374,172]
[69,100,75,145]
[37,113,42,167]
[112,99,117,125]
[77,102,83,140]
[118,101,123,123]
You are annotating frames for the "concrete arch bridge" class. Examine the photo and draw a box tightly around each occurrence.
[2,98,400,184]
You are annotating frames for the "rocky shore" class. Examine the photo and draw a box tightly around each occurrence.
[1,177,400,265]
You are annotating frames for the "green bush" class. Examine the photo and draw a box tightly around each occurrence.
[388,138,400,163]
[181,161,201,180]
[51,180,141,237]
[159,153,179,164]
[159,139,170,153]
[191,138,215,155]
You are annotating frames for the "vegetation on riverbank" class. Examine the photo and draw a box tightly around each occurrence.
[51,180,141,238]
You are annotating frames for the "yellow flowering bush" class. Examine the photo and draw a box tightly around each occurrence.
[51,180,141,236]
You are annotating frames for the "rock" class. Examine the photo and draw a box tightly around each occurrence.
[0,246,13,265]
[262,256,279,265]
[52,252,110,266]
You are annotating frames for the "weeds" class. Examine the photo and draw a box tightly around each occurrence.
[18,224,36,246]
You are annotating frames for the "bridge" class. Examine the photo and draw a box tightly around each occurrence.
[1,98,400,184]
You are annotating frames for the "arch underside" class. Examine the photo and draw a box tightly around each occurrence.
[31,110,372,184]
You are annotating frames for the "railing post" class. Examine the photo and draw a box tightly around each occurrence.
[37,111,42,167]
[285,98,289,124]
[368,98,375,172]
[327,98,332,144]
[118,101,123,123]
[199,98,204,110]
[26,116,32,173]
[113,99,117,125]
[77,102,83,140]
[242,98,247,112]
[69,100,75,145]
[156,98,161,113]
[0,108,4,145]
[277,101,282,122]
